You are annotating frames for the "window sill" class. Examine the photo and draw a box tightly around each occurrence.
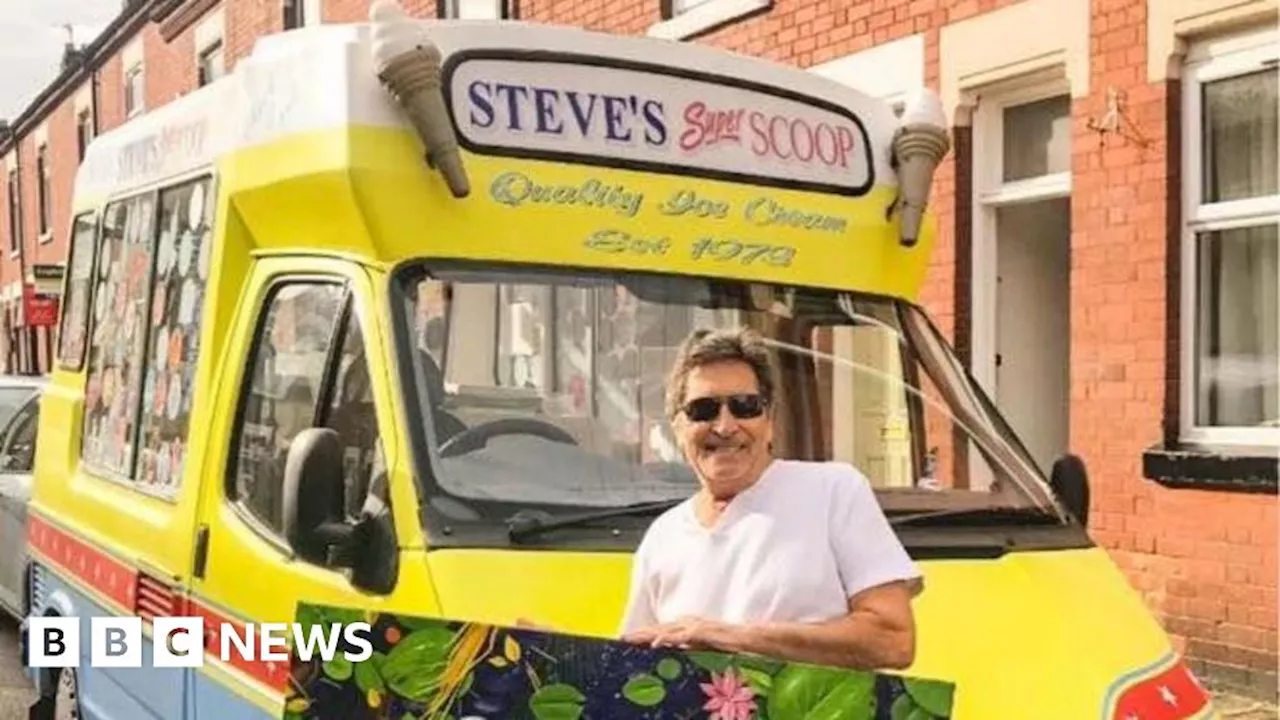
[1142,442,1278,494]
[647,0,772,41]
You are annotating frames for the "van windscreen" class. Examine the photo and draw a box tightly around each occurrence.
[393,263,1063,532]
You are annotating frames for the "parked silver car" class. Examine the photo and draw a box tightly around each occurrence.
[0,375,47,620]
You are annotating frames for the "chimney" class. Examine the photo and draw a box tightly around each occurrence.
[60,24,83,73]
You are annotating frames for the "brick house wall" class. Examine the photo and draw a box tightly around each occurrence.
[0,0,1274,700]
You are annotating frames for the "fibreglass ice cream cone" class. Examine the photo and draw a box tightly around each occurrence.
[892,124,950,247]
[371,0,471,198]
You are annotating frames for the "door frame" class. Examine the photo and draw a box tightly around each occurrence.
[185,254,420,714]
[969,79,1073,399]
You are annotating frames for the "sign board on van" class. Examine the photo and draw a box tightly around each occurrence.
[283,602,956,719]
[446,53,875,197]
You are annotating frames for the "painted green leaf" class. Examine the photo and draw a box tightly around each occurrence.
[687,651,733,673]
[737,655,786,677]
[903,678,953,717]
[622,673,667,707]
[529,683,586,720]
[323,606,365,625]
[295,605,322,633]
[740,667,774,697]
[892,694,937,720]
[354,655,386,694]
[323,657,353,681]
[767,665,876,720]
[380,626,455,701]
[657,657,682,681]
[460,671,474,696]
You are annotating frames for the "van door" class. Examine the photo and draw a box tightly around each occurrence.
[186,257,406,717]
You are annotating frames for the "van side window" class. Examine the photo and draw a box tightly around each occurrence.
[82,192,156,478]
[230,282,347,535]
[135,177,212,491]
[80,174,214,494]
[57,212,99,370]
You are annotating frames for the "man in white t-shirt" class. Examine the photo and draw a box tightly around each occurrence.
[619,327,923,671]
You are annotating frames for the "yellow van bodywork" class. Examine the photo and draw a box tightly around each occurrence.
[25,22,1219,720]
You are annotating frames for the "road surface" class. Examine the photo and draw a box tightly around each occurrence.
[0,616,35,718]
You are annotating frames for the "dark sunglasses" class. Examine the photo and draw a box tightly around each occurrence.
[681,394,768,423]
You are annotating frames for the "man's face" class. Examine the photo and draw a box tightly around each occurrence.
[674,360,774,498]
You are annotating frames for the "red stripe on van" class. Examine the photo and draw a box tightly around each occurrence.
[1111,659,1211,719]
[27,513,288,693]
[27,514,138,611]
[182,598,292,691]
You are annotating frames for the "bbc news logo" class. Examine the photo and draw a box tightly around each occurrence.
[28,617,373,667]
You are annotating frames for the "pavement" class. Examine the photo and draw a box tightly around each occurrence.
[0,616,36,719]
[0,613,1272,718]
[1214,692,1280,719]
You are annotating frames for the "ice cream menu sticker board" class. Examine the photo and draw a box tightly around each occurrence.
[446,54,875,197]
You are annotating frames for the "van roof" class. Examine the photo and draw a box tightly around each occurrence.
[71,18,902,210]
[67,14,935,303]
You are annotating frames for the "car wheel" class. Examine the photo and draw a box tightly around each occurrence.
[52,667,78,720]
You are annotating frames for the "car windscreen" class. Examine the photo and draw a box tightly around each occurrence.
[0,386,38,431]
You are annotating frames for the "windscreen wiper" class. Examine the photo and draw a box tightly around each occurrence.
[507,499,686,543]
[888,506,1064,528]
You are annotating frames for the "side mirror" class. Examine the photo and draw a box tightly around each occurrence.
[283,428,358,566]
[1049,454,1090,527]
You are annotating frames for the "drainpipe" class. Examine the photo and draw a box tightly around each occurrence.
[11,140,30,375]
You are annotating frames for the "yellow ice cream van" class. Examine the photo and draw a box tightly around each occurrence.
[22,2,1219,718]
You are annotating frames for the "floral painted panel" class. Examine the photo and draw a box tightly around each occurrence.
[135,175,213,494]
[82,192,156,477]
[284,604,955,720]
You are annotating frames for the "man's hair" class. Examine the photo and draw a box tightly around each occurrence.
[665,327,776,421]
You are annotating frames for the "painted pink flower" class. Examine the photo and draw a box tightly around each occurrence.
[700,668,758,720]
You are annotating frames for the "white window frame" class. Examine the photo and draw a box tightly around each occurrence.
[35,142,51,242]
[970,78,1073,397]
[439,0,511,19]
[195,9,226,87]
[124,63,144,118]
[647,0,769,41]
[1179,26,1280,449]
[5,165,20,257]
[284,0,322,28]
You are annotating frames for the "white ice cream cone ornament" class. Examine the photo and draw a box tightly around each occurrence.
[370,0,471,198]
[891,88,951,247]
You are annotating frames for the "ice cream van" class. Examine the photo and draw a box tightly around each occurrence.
[23,2,1219,718]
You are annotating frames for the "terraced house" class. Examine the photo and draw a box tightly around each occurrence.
[0,0,1275,702]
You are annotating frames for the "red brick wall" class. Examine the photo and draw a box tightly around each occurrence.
[146,25,196,109]
[0,0,1272,698]
[227,0,283,68]
[96,54,127,133]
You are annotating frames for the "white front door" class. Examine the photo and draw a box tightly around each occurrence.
[973,90,1074,476]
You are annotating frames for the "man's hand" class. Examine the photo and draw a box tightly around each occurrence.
[622,616,735,651]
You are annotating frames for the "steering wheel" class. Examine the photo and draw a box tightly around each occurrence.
[438,417,578,458]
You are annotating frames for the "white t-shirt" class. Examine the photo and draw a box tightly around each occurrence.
[619,459,922,633]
